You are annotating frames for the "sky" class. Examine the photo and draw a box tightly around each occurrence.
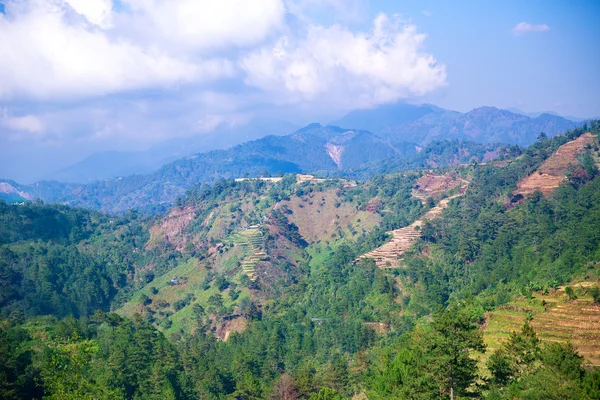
[1,0,599,183]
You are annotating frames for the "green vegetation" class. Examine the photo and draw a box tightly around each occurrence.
[1,122,600,399]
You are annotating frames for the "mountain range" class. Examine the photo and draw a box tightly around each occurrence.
[46,117,299,183]
[0,103,580,213]
[335,104,576,145]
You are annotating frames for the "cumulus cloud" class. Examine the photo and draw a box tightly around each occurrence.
[0,0,284,100]
[287,0,368,24]
[1,1,445,109]
[512,22,550,35]
[241,13,447,108]
[0,0,448,158]
[122,0,285,51]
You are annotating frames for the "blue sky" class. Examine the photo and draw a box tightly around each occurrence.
[1,0,599,182]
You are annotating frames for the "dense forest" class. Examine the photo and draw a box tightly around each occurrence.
[1,122,600,399]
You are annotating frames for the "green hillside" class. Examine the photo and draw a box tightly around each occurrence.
[1,121,600,399]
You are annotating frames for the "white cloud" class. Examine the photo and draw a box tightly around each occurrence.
[241,13,447,108]
[122,0,285,51]
[0,0,448,152]
[196,113,251,133]
[1,112,45,134]
[422,10,431,17]
[512,22,550,35]
[0,0,284,100]
[64,0,114,28]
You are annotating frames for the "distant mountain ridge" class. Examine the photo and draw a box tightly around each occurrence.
[0,124,419,212]
[338,104,577,146]
[1,104,582,213]
[47,117,299,183]
[47,103,577,185]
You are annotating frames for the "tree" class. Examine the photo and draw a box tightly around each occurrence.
[270,373,298,400]
[565,286,577,301]
[591,286,600,304]
[487,323,540,386]
[370,305,485,400]
[507,343,585,399]
[430,306,486,400]
[215,275,230,292]
[308,387,346,400]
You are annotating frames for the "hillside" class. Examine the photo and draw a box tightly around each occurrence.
[483,283,600,367]
[515,132,599,197]
[1,122,600,399]
[116,174,416,335]
[359,173,469,268]
[0,134,500,213]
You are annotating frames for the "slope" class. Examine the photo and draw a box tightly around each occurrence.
[483,283,600,367]
[515,132,599,197]
[358,173,469,268]
[117,176,381,335]
[1,124,417,213]
[379,106,576,146]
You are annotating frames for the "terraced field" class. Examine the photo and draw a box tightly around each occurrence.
[230,227,267,281]
[483,288,600,367]
[412,172,469,203]
[359,173,469,268]
[359,193,463,268]
[516,132,599,197]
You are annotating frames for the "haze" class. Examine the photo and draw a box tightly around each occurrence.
[1,0,599,183]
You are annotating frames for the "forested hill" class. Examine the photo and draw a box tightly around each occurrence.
[0,132,504,214]
[1,121,600,399]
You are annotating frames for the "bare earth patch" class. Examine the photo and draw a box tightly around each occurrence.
[279,189,381,244]
[216,315,247,341]
[412,172,469,203]
[147,206,197,251]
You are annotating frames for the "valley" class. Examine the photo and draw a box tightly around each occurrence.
[1,121,600,399]
[2,2,599,398]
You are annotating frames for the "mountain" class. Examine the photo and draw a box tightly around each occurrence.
[47,117,299,183]
[506,107,598,122]
[1,123,600,399]
[1,124,420,212]
[0,107,581,213]
[332,102,577,145]
[378,106,577,145]
[36,104,580,185]
[331,102,444,132]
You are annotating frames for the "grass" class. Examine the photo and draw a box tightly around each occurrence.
[163,287,250,336]
[118,258,206,316]
[117,248,251,335]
